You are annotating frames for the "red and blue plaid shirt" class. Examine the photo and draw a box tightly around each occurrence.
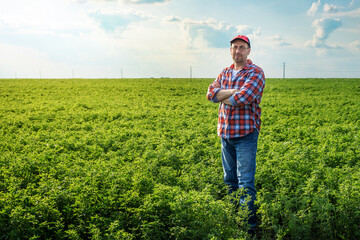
[207,59,265,139]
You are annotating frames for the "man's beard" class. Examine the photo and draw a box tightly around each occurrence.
[233,54,246,64]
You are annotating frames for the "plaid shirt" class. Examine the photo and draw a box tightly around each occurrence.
[207,59,265,139]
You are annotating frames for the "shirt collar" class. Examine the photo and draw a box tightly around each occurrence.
[230,59,252,70]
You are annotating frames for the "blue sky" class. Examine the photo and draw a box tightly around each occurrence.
[0,0,359,78]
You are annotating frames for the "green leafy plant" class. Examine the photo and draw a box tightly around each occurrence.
[0,78,359,239]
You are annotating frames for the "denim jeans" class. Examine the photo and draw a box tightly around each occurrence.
[221,130,259,229]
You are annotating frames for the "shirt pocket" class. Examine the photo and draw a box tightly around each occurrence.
[221,76,229,88]
[234,76,246,89]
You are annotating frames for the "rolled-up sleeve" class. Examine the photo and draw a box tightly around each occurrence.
[207,75,222,103]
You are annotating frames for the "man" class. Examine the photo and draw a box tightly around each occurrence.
[206,35,265,232]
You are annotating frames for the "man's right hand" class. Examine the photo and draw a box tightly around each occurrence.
[231,89,240,95]
[215,89,239,102]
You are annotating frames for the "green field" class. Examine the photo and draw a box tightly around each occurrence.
[0,78,359,239]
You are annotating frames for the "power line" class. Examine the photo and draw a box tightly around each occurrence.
[283,62,285,79]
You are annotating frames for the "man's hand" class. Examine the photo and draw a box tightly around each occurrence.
[231,89,240,95]
[216,89,239,106]
[215,89,240,102]
[221,98,233,106]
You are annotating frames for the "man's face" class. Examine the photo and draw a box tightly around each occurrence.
[230,39,251,64]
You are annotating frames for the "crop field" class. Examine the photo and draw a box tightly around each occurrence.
[0,78,359,239]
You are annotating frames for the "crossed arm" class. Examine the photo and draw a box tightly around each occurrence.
[207,71,264,107]
[215,89,240,105]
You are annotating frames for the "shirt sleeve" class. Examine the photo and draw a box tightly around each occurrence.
[230,67,265,106]
[206,73,222,103]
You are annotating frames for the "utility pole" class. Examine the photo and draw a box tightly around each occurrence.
[121,68,123,78]
[190,66,192,79]
[283,62,285,79]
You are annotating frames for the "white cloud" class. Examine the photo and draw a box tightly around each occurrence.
[323,4,339,13]
[66,0,87,3]
[88,8,152,33]
[164,16,254,49]
[307,0,321,16]
[306,17,342,49]
[0,1,94,36]
[270,34,291,46]
[350,40,360,50]
[162,15,181,22]
[71,0,170,4]
[119,0,170,3]
[325,8,360,18]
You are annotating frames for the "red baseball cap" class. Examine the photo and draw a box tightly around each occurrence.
[230,35,251,48]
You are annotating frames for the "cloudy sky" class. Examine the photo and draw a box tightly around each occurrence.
[0,0,359,78]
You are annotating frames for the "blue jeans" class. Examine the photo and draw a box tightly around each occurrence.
[221,130,259,229]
